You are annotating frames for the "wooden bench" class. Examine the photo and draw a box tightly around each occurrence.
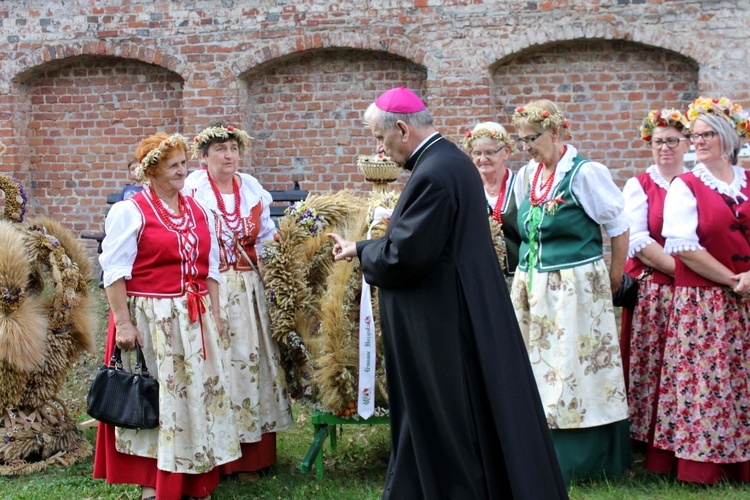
[267,181,309,223]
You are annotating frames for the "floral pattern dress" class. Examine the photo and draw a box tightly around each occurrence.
[621,165,687,442]
[116,296,240,473]
[654,164,750,473]
[100,191,241,474]
[185,170,294,446]
[511,145,630,430]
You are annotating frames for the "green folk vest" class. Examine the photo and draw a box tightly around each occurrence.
[517,155,603,272]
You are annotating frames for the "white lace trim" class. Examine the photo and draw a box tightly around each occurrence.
[691,163,748,201]
[664,238,706,254]
[646,165,672,191]
[606,219,630,239]
[628,236,656,259]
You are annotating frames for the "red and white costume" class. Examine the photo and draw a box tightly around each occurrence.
[620,165,687,445]
[650,163,750,484]
[184,170,293,475]
[94,187,241,500]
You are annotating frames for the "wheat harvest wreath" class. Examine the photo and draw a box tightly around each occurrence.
[260,157,507,419]
[0,141,98,475]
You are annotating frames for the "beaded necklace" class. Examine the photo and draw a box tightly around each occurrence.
[490,169,510,226]
[148,186,191,233]
[208,173,242,232]
[529,146,566,206]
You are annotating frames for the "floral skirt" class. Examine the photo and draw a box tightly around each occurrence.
[218,269,294,444]
[653,286,750,466]
[115,295,241,473]
[626,278,674,442]
[511,260,628,429]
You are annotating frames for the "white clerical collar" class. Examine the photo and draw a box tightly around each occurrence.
[409,132,440,160]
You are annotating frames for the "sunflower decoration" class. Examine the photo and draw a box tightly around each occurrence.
[0,158,98,475]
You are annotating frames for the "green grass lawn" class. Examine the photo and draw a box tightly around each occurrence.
[2,287,750,499]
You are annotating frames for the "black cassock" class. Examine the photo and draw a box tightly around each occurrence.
[356,134,567,499]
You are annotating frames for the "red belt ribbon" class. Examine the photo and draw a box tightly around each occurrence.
[186,287,207,360]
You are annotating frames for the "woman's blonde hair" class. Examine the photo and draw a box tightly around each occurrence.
[462,121,518,153]
[511,99,572,140]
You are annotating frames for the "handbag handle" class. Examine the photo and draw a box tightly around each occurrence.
[110,343,151,377]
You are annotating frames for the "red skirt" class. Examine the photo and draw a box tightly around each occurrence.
[92,313,220,500]
[650,286,750,484]
[218,433,277,475]
[93,422,219,500]
[625,279,674,443]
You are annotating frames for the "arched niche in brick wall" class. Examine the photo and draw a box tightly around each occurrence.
[237,49,427,196]
[9,55,185,243]
[490,39,699,187]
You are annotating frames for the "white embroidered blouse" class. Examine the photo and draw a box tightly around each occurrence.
[622,164,689,258]
[514,144,629,238]
[99,185,221,288]
[662,162,748,254]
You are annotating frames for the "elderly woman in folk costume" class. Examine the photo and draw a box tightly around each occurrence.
[619,108,690,462]
[93,133,240,500]
[649,97,750,484]
[510,99,631,484]
[184,122,293,482]
[463,122,521,276]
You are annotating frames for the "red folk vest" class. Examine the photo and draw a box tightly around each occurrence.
[216,201,263,271]
[624,171,674,285]
[673,170,750,287]
[126,191,212,298]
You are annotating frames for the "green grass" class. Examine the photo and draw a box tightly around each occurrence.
[2,286,750,499]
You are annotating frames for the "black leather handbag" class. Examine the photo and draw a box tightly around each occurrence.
[86,343,159,429]
[612,273,638,309]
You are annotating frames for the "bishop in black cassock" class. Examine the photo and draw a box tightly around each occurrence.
[329,87,567,499]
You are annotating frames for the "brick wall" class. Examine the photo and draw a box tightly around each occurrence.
[0,0,748,259]
[493,39,700,182]
[26,56,183,233]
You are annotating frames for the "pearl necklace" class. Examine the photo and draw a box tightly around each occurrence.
[209,173,242,232]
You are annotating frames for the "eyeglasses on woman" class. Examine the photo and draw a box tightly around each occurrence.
[517,132,543,145]
[470,147,505,159]
[647,137,688,149]
[690,131,717,142]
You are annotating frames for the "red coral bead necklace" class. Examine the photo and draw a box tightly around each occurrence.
[491,168,510,225]
[208,172,242,232]
[529,146,566,206]
[148,186,191,232]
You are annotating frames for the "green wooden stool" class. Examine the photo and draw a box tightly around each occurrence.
[299,411,390,479]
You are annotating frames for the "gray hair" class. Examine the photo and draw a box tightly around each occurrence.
[364,102,434,130]
[694,114,741,164]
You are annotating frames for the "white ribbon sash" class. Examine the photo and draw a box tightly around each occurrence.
[357,276,375,419]
[357,206,392,419]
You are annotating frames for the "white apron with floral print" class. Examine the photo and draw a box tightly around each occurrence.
[218,269,294,442]
[511,259,628,429]
[115,296,241,473]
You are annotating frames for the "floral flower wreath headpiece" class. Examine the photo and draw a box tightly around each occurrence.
[136,133,189,180]
[511,105,570,132]
[639,108,690,142]
[462,124,519,154]
[191,125,252,159]
[687,96,750,139]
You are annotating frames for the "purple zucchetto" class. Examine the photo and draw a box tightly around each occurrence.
[375,86,427,114]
